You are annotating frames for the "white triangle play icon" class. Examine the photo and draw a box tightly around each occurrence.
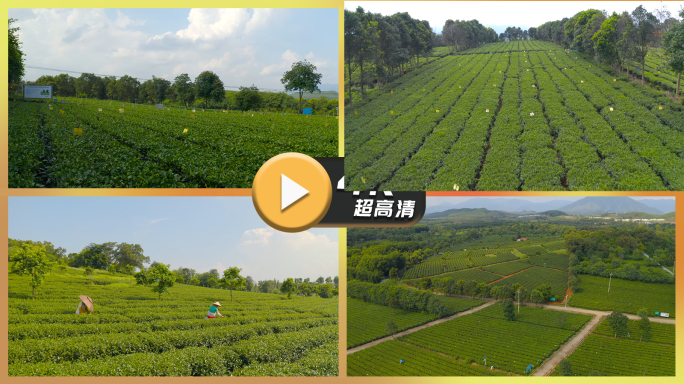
[281,174,309,210]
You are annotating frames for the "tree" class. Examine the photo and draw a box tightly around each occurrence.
[195,71,225,107]
[630,5,659,81]
[112,243,149,269]
[236,85,262,111]
[537,284,553,300]
[592,13,621,67]
[558,359,573,376]
[189,277,200,286]
[388,296,400,314]
[134,268,150,286]
[389,267,399,279]
[637,308,651,341]
[281,60,322,114]
[344,9,362,106]
[221,267,246,302]
[317,283,333,298]
[316,276,325,284]
[280,277,297,299]
[606,310,629,337]
[502,299,516,321]
[385,319,398,338]
[662,9,684,96]
[569,275,580,292]
[10,244,53,300]
[84,266,94,284]
[8,18,24,87]
[148,263,176,300]
[245,276,254,292]
[173,73,195,107]
[530,290,544,306]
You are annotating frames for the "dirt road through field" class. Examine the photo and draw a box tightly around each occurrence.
[532,314,602,376]
[347,301,497,355]
[521,302,675,324]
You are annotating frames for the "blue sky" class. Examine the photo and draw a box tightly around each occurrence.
[8,197,339,281]
[9,8,339,91]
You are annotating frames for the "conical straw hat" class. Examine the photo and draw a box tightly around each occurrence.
[79,295,94,312]
[212,301,222,307]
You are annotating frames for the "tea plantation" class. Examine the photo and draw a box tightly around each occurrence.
[345,40,684,191]
[8,267,338,376]
[9,99,338,188]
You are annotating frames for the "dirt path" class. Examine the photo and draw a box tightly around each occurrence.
[346,301,497,355]
[521,302,676,324]
[533,314,603,376]
[487,266,535,284]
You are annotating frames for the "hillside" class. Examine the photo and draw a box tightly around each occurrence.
[8,265,338,376]
[344,40,684,192]
[424,207,518,220]
[558,196,663,215]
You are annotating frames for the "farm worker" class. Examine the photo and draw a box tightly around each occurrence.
[76,295,94,314]
[205,301,224,319]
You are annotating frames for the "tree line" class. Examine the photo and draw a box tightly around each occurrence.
[24,67,334,114]
[534,5,684,95]
[8,239,339,300]
[564,224,675,267]
[7,24,332,114]
[344,7,435,105]
[438,19,499,54]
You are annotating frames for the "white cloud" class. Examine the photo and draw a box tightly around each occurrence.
[240,227,274,245]
[11,8,337,91]
[149,218,170,225]
[237,228,338,280]
[212,261,226,273]
[175,9,270,41]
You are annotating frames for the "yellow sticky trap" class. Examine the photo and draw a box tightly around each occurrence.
[609,107,614,112]
[391,91,393,94]
[390,111,394,114]
[73,128,82,135]
[183,129,188,133]
[191,113,195,117]
[581,81,584,83]
[423,89,425,92]
[530,112,535,116]
[453,184,459,191]
[49,106,53,110]
[436,110,439,113]
[659,106,663,110]
[493,84,496,87]
[325,123,329,127]
[613,79,616,82]
[355,111,357,114]
[361,177,366,184]
[192,109,196,113]
[59,110,64,115]
[486,109,490,113]
[119,109,124,113]
[98,108,102,112]
[459,86,461,88]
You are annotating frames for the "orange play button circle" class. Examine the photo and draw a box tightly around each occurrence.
[252,153,332,232]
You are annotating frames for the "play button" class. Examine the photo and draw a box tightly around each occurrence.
[281,174,308,210]
[252,153,332,232]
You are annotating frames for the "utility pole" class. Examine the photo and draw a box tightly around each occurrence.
[517,288,521,313]
[565,294,568,309]
[608,272,613,293]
